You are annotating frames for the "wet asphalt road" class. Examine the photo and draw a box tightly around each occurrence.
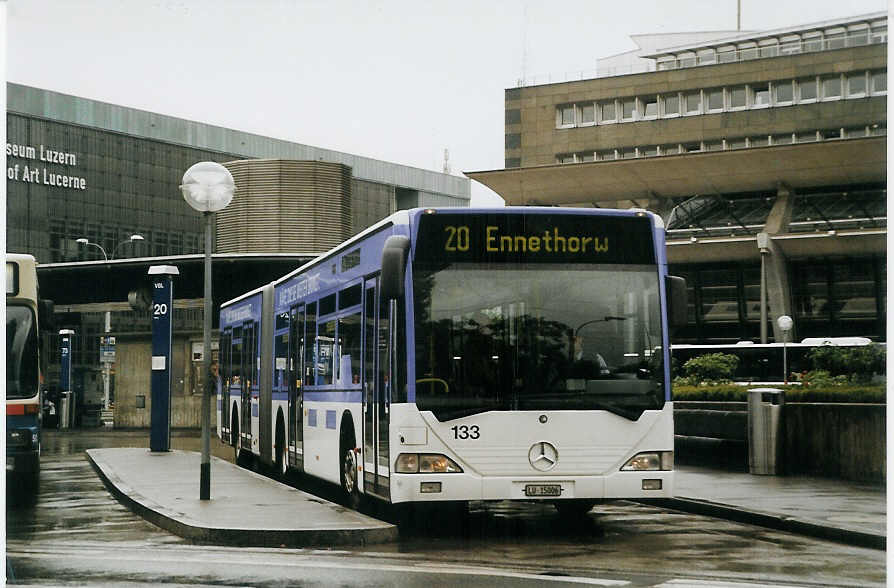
[5,429,887,586]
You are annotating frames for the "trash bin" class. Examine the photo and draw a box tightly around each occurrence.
[59,391,72,430]
[747,387,784,475]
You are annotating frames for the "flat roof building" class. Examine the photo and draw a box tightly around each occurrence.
[469,12,886,344]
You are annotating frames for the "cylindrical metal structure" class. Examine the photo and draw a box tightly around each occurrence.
[218,160,353,253]
[747,387,785,475]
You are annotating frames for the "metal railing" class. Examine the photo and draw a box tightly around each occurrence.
[515,29,886,88]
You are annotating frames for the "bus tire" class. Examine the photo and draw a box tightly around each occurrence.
[554,499,596,518]
[339,423,360,510]
[275,412,287,479]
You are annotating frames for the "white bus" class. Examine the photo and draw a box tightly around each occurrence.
[218,208,686,515]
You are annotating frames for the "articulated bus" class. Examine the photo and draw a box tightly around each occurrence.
[218,207,686,514]
[6,254,46,496]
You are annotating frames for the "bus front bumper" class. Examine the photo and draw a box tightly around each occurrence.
[389,470,674,503]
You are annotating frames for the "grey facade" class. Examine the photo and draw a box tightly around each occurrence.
[7,83,470,264]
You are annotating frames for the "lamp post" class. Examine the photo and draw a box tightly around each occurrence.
[76,238,114,412]
[180,161,235,501]
[777,315,793,384]
[112,234,145,259]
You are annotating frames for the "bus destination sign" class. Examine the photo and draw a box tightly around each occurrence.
[414,212,656,265]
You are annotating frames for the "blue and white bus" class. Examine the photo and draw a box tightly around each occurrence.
[218,207,686,514]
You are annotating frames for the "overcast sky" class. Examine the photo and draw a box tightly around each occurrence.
[6,0,888,205]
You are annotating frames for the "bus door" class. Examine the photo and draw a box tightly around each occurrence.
[288,304,304,470]
[363,277,391,499]
[241,320,255,451]
[221,328,232,444]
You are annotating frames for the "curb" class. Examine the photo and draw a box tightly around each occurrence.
[642,497,885,551]
[86,449,398,547]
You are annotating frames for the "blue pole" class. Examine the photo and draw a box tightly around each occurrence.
[149,266,179,452]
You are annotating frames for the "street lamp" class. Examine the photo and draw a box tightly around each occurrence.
[76,237,115,414]
[777,315,793,384]
[76,238,108,261]
[112,234,145,259]
[180,161,235,501]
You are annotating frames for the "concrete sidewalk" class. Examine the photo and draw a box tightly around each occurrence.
[661,465,886,550]
[87,448,397,547]
[87,445,885,551]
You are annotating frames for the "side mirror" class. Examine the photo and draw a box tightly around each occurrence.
[381,235,410,300]
[666,275,688,330]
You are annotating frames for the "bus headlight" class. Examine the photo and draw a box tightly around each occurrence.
[621,451,673,471]
[395,453,463,473]
[7,429,31,449]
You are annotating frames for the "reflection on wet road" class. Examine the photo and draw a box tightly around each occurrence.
[6,430,886,587]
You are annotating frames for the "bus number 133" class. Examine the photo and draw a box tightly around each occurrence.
[452,424,480,440]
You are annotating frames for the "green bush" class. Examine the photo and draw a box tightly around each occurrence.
[807,344,886,383]
[672,383,886,403]
[681,353,739,383]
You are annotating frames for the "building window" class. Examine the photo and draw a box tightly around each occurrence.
[640,146,658,157]
[659,144,679,155]
[578,152,595,162]
[641,96,658,118]
[824,29,846,50]
[704,140,723,151]
[796,131,818,143]
[685,91,702,114]
[739,43,759,60]
[678,52,696,67]
[847,73,867,97]
[803,31,823,52]
[578,103,594,125]
[558,154,576,164]
[751,83,770,107]
[696,49,715,65]
[844,126,867,138]
[869,23,887,43]
[822,75,842,100]
[729,85,747,109]
[662,93,680,117]
[749,136,769,147]
[848,24,870,47]
[798,77,818,102]
[700,269,740,323]
[780,35,802,55]
[599,100,617,123]
[774,80,794,104]
[559,105,576,127]
[596,150,617,160]
[706,88,724,112]
[820,128,842,140]
[619,148,636,159]
[759,40,779,58]
[871,71,886,94]
[717,46,736,63]
[683,143,702,153]
[869,123,886,136]
[726,138,747,150]
[621,98,636,121]
[772,134,793,145]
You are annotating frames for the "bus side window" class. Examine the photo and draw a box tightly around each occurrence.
[304,302,317,386]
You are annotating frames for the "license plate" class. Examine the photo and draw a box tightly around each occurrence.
[525,484,562,497]
[6,457,15,471]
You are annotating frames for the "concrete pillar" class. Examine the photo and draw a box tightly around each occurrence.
[760,184,796,342]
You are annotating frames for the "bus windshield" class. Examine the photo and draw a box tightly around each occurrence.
[413,263,665,421]
[7,305,39,400]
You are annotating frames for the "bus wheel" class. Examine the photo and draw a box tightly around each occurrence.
[275,416,287,479]
[340,436,360,509]
[554,499,596,518]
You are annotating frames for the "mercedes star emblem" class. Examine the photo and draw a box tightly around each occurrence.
[528,441,559,471]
